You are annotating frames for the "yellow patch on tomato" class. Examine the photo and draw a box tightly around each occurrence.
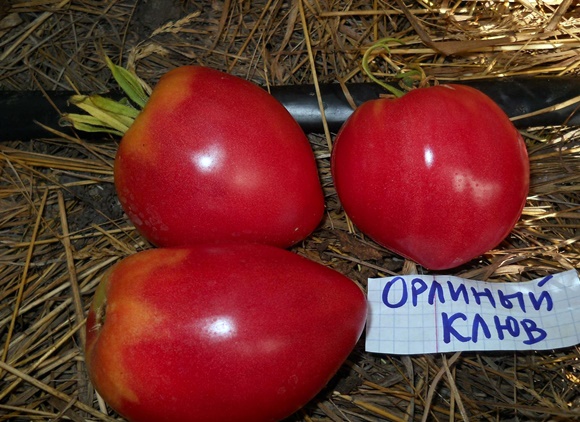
[89,248,191,410]
[93,294,174,407]
[91,297,164,410]
[114,248,190,287]
[118,66,198,165]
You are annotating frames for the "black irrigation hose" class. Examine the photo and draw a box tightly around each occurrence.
[272,78,580,132]
[1,77,580,141]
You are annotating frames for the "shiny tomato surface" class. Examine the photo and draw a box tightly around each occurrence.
[115,66,324,248]
[85,244,367,422]
[331,84,529,270]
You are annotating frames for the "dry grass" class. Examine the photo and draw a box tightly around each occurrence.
[1,0,580,421]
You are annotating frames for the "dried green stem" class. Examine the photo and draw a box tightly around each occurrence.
[60,56,150,136]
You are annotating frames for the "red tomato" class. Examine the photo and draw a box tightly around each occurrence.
[331,84,529,270]
[115,66,324,248]
[85,244,367,422]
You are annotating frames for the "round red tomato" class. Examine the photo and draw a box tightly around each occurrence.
[331,84,529,270]
[114,66,324,248]
[85,244,367,422]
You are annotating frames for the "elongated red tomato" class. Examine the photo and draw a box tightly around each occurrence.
[85,244,367,422]
[115,66,324,248]
[331,84,529,270]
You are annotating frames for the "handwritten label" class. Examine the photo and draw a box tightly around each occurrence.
[365,270,580,354]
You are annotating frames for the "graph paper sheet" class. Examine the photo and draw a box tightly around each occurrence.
[366,270,580,355]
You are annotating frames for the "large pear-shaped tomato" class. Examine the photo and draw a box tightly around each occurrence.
[85,244,367,422]
[114,66,324,248]
[331,84,529,270]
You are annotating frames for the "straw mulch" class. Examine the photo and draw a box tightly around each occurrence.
[1,0,579,421]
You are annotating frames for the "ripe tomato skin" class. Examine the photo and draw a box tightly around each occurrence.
[331,84,529,270]
[84,244,367,422]
[115,66,324,248]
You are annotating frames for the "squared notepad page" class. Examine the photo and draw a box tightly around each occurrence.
[366,270,580,355]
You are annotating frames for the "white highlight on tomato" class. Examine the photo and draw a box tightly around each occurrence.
[205,316,236,339]
[424,146,434,168]
[192,146,223,173]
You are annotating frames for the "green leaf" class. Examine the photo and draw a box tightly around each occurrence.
[62,55,150,137]
[60,113,125,137]
[105,56,149,108]
[69,97,131,133]
[88,95,140,118]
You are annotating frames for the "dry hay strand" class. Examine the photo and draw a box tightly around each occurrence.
[1,1,580,421]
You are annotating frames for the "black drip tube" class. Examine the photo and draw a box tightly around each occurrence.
[1,77,580,141]
[269,78,580,132]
